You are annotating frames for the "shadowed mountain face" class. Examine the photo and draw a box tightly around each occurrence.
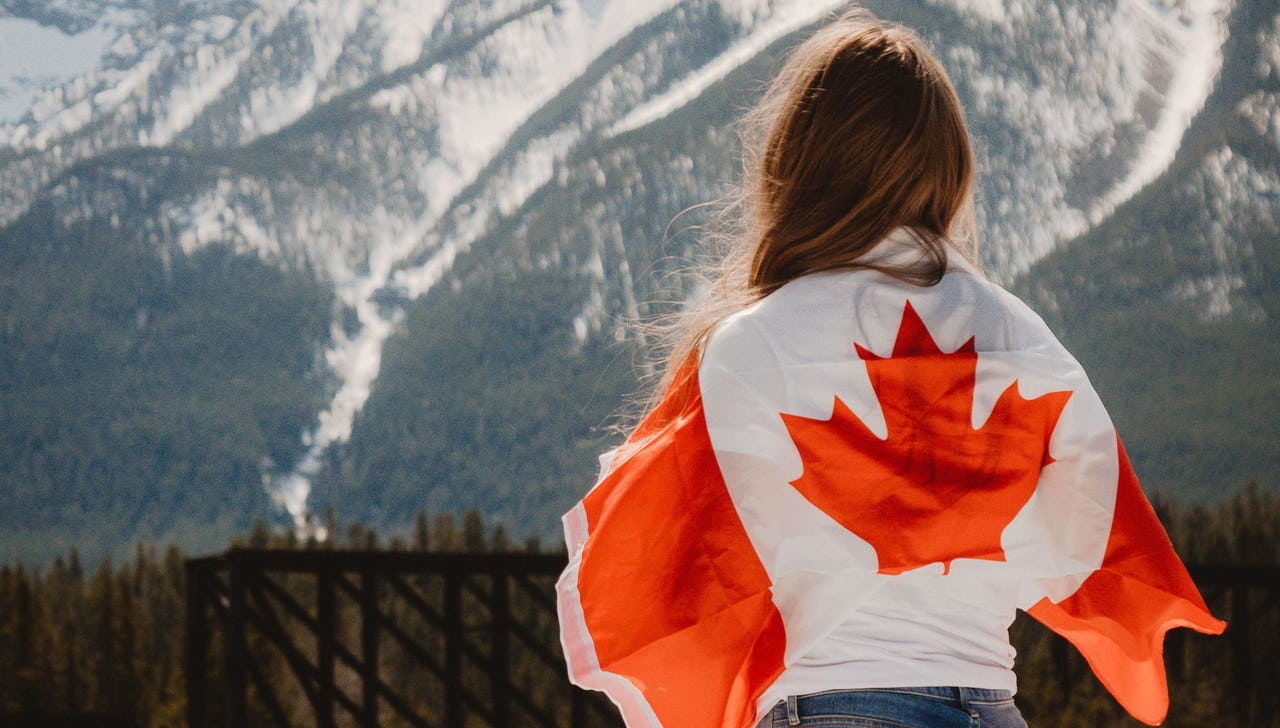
[0,0,1273,563]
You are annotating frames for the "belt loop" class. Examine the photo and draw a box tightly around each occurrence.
[957,688,980,727]
[786,695,800,726]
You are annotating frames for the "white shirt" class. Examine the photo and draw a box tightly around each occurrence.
[695,231,1111,716]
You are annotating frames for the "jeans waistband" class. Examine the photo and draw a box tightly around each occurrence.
[796,686,1014,709]
[765,686,1023,728]
[871,686,1013,705]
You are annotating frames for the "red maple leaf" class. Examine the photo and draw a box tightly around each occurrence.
[780,301,1072,575]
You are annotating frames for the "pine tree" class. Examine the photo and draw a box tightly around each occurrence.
[490,523,511,553]
[322,506,339,549]
[0,565,15,712]
[67,548,83,583]
[88,560,119,714]
[413,509,430,552]
[346,522,368,548]
[247,518,271,548]
[462,510,486,553]
[432,513,458,551]
[12,564,38,712]
[61,617,83,713]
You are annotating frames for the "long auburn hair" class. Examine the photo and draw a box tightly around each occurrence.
[639,8,978,419]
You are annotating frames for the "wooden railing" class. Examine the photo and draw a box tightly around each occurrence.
[185,549,620,728]
[186,551,1278,727]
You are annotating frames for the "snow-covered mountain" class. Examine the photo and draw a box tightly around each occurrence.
[1,0,1273,562]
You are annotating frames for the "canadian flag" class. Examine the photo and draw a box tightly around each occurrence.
[557,258,1225,728]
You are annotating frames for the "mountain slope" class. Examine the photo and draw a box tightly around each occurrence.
[318,0,1254,535]
[0,0,1267,562]
[1013,0,1280,499]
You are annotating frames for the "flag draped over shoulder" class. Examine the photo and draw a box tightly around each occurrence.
[556,249,1225,728]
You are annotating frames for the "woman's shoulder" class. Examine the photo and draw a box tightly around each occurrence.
[939,266,1065,352]
[715,263,1069,361]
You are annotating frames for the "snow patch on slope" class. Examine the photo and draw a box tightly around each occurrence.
[927,0,1006,25]
[239,0,369,139]
[1086,0,1230,227]
[270,0,685,526]
[1,3,283,150]
[375,0,449,73]
[934,0,1229,278]
[142,15,263,146]
[610,0,847,137]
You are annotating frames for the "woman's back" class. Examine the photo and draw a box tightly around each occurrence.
[697,231,1108,716]
[557,8,1223,727]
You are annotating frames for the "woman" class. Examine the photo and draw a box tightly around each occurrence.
[557,8,1223,728]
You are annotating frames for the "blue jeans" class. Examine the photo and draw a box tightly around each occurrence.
[757,687,1028,728]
